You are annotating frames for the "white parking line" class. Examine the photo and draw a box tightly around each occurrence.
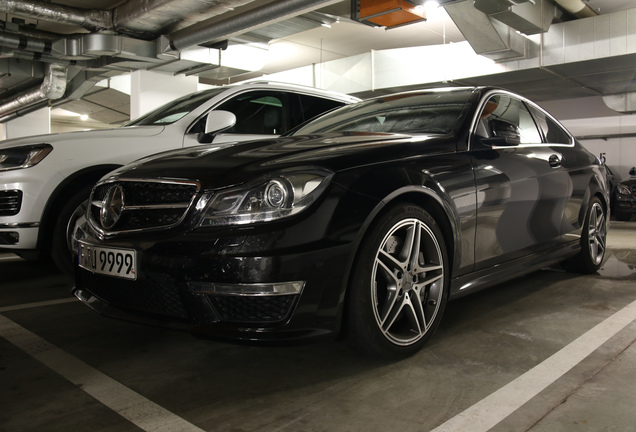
[0,298,76,313]
[431,298,636,432]
[0,314,205,432]
[0,254,21,261]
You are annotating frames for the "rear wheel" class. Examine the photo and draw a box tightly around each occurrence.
[564,196,607,274]
[346,204,449,359]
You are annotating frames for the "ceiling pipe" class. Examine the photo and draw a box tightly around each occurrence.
[0,63,67,118]
[168,0,339,51]
[552,0,598,18]
[0,31,51,54]
[0,0,255,41]
[0,0,112,33]
[112,0,253,39]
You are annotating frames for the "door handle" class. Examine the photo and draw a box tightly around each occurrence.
[549,153,562,168]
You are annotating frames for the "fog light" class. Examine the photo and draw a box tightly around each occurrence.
[188,281,304,296]
[0,231,19,245]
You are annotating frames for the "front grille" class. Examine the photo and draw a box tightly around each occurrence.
[77,269,190,320]
[0,190,22,216]
[89,179,199,235]
[207,294,298,324]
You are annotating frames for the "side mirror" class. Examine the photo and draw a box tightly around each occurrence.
[630,167,636,176]
[205,110,236,135]
[489,118,521,145]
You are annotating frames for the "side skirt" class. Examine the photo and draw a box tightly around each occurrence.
[449,242,580,300]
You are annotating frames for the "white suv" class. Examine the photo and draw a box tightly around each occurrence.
[0,81,358,273]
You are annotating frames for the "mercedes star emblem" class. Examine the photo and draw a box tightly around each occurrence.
[100,184,124,229]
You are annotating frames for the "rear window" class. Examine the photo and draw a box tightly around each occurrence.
[291,90,472,136]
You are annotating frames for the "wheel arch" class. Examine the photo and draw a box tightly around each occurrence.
[38,164,121,252]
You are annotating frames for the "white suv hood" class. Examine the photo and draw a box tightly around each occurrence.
[0,126,165,149]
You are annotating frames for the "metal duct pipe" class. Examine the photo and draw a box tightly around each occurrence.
[112,0,252,38]
[553,0,597,18]
[169,0,338,51]
[0,64,67,117]
[0,0,255,40]
[0,0,112,32]
[0,31,51,54]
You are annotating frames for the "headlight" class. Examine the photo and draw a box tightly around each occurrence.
[617,184,632,195]
[0,144,53,171]
[198,169,334,227]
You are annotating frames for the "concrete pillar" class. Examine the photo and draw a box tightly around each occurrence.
[130,70,199,120]
[1,108,51,140]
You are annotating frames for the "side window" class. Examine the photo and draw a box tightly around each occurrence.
[528,105,572,145]
[297,94,346,123]
[476,95,542,144]
[218,91,288,135]
[189,91,290,136]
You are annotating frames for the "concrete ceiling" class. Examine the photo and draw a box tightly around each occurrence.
[0,0,635,128]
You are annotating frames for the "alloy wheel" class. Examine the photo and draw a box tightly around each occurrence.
[371,218,445,346]
[587,202,606,266]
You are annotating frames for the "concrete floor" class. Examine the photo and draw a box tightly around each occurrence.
[1,222,635,432]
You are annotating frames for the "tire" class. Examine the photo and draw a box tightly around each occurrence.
[346,204,449,359]
[564,196,607,274]
[614,211,632,222]
[51,185,92,276]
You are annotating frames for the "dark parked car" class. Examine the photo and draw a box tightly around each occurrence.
[614,167,636,221]
[72,87,609,359]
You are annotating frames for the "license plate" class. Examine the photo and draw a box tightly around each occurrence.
[78,242,137,280]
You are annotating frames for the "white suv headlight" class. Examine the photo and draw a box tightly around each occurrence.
[198,169,334,227]
[0,144,53,171]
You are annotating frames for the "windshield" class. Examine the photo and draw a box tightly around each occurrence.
[124,88,226,126]
[290,90,473,136]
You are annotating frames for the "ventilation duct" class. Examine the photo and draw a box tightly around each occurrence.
[553,0,598,18]
[602,93,636,114]
[0,0,256,40]
[474,0,555,35]
[0,64,67,119]
[0,31,52,54]
[444,0,527,61]
[167,0,339,52]
[0,0,112,33]
[113,0,254,39]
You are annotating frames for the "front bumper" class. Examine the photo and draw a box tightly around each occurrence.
[614,194,636,214]
[0,165,61,251]
[72,231,353,343]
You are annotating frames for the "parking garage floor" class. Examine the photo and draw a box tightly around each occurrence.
[1,222,635,432]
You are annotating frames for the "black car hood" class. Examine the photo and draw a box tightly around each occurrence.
[619,178,636,187]
[109,132,453,189]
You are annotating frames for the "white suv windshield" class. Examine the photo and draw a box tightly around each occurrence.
[124,88,226,126]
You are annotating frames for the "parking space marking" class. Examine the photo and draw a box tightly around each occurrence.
[431,298,636,432]
[0,298,76,313]
[0,314,205,432]
[0,254,21,262]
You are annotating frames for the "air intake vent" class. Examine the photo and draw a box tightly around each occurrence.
[0,190,22,216]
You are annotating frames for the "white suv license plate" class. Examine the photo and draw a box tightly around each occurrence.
[79,242,137,280]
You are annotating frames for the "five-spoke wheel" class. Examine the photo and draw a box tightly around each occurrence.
[347,204,448,359]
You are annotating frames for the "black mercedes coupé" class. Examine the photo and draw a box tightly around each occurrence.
[72,87,609,358]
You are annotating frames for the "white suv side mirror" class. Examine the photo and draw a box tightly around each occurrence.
[205,110,236,135]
